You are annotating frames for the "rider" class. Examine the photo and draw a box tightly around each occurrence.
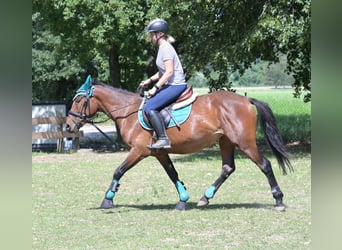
[140,18,187,149]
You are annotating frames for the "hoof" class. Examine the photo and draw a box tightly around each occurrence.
[100,199,114,209]
[175,201,187,211]
[274,205,286,212]
[197,196,209,207]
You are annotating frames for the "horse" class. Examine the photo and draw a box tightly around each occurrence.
[66,77,292,211]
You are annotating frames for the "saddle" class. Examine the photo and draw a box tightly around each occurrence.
[139,85,198,129]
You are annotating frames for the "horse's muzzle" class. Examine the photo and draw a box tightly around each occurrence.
[65,123,72,132]
[65,117,80,133]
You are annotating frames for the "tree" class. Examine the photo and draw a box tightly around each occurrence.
[33,0,311,102]
[164,0,311,101]
[33,0,149,100]
[32,11,85,101]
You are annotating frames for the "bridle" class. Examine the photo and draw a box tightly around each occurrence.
[67,76,143,145]
[68,93,141,130]
[68,95,94,130]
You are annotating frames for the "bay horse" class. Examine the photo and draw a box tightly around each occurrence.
[66,77,292,211]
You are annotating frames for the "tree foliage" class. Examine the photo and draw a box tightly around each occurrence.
[163,0,310,100]
[32,0,311,102]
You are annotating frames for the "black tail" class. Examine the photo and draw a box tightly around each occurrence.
[250,98,293,175]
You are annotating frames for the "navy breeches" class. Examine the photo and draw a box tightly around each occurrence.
[144,84,187,115]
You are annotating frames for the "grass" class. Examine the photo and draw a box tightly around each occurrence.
[32,144,311,249]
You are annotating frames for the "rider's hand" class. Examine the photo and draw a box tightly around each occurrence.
[139,79,152,88]
[147,86,157,97]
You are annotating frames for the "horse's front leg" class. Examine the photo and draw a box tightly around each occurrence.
[198,140,236,206]
[100,149,144,209]
[156,151,189,211]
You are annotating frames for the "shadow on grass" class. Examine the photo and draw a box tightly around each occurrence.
[171,142,310,164]
[88,202,275,213]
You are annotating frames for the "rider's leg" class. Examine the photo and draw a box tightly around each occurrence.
[146,110,171,148]
[144,84,187,149]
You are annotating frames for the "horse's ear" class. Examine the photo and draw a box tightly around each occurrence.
[77,75,92,91]
[83,75,92,88]
[73,75,94,100]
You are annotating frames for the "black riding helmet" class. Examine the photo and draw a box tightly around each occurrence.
[144,18,169,33]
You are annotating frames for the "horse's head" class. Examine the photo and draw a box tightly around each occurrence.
[66,75,99,132]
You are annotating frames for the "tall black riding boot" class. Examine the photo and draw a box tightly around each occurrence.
[146,110,171,149]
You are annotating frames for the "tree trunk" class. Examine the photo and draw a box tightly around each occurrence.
[109,44,121,88]
[108,43,124,145]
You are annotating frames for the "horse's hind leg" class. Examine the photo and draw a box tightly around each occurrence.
[197,138,236,206]
[259,156,286,211]
[242,143,286,211]
[156,151,190,211]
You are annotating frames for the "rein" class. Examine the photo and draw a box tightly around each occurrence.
[68,96,140,124]
[105,101,141,118]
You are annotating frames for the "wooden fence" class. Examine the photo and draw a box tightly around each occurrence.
[32,116,83,152]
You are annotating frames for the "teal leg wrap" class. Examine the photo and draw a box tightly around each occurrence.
[205,186,216,199]
[176,181,189,202]
[106,180,119,200]
[106,190,115,200]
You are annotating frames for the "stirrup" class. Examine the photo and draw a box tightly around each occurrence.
[148,138,171,149]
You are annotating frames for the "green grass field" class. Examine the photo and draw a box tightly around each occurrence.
[32,146,310,249]
[32,87,311,249]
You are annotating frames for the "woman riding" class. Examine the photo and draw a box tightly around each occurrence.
[140,18,187,149]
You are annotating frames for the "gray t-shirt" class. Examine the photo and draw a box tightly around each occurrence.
[156,42,186,85]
